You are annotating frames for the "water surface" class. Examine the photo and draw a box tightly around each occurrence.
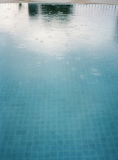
[0,3,118,160]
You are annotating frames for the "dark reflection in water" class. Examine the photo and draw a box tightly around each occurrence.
[19,3,22,10]
[27,4,73,22]
[41,4,73,15]
[40,4,73,23]
[28,3,39,16]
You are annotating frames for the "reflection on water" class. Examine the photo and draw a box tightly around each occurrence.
[41,4,73,22]
[41,4,73,15]
[0,4,118,53]
[0,4,117,53]
[28,3,39,16]
[19,3,22,10]
[28,4,73,21]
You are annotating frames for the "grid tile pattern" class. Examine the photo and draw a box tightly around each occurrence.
[0,3,118,160]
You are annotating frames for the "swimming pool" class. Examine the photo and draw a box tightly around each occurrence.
[0,3,118,160]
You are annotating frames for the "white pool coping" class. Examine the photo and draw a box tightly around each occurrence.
[0,0,118,4]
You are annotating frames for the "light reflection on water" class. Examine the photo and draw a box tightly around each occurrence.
[0,3,118,56]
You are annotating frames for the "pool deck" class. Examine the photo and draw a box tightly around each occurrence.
[0,0,118,4]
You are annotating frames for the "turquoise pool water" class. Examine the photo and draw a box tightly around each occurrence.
[0,3,118,160]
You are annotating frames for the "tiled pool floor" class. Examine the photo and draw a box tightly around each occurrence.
[0,3,118,160]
